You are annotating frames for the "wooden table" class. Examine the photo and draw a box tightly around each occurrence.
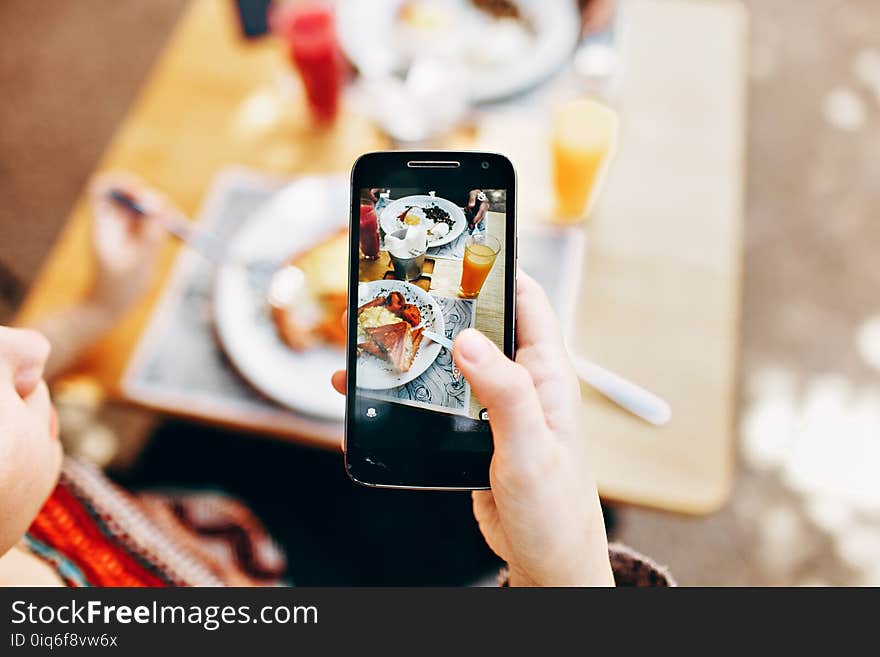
[17,0,746,514]
[474,0,746,514]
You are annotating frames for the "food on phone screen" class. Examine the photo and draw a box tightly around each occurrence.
[380,196,466,247]
[357,293,424,372]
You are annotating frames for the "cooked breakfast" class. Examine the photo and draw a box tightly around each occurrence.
[357,291,424,373]
[390,202,456,240]
[423,203,454,238]
[269,228,348,351]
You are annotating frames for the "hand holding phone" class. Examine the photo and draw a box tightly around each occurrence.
[457,272,614,587]
[335,269,614,586]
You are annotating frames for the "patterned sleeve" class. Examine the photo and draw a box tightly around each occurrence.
[496,543,675,587]
[607,542,675,586]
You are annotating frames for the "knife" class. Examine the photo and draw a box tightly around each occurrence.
[422,329,453,351]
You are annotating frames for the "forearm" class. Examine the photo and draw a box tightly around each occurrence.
[23,301,118,382]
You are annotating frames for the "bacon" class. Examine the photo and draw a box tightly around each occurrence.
[384,291,407,313]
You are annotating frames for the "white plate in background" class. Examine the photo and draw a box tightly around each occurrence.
[213,176,349,420]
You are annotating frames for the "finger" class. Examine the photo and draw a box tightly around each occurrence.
[23,380,52,427]
[92,171,178,223]
[473,203,488,225]
[467,189,479,209]
[513,270,568,352]
[511,271,580,431]
[454,329,547,454]
[91,173,171,246]
[0,327,51,399]
[136,200,168,248]
[333,311,349,394]
[331,369,346,395]
[581,0,615,37]
[90,171,145,206]
[471,490,499,535]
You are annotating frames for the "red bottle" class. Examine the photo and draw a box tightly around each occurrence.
[272,2,343,125]
[359,203,380,260]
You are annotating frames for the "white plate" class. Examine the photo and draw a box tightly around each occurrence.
[213,176,349,420]
[337,0,580,103]
[379,195,466,248]
[356,280,445,390]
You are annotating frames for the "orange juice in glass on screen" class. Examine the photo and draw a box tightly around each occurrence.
[552,98,619,223]
[460,234,500,298]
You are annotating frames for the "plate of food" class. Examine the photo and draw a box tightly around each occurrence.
[379,195,466,248]
[356,279,445,390]
[213,176,349,420]
[337,0,580,103]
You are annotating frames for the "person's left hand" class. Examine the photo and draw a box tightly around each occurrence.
[86,173,171,318]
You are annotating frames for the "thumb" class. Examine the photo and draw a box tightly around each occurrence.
[453,329,546,454]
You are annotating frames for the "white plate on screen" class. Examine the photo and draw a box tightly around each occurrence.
[379,195,466,248]
[336,0,580,103]
[213,175,349,420]
[356,279,445,390]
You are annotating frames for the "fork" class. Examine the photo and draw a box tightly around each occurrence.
[108,189,282,290]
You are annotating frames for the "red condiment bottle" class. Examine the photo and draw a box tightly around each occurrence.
[359,203,380,260]
[272,2,343,125]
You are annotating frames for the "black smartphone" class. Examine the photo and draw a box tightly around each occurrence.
[345,151,517,490]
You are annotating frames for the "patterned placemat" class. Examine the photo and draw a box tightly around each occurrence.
[362,296,476,415]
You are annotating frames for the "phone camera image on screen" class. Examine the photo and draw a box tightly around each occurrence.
[355,186,507,423]
[347,151,516,489]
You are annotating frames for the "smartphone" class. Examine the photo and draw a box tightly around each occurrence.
[345,151,517,490]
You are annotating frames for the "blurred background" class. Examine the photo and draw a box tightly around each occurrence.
[2,0,879,586]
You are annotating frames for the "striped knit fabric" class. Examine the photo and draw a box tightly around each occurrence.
[24,460,672,587]
[24,458,286,587]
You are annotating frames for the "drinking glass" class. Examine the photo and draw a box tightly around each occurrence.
[459,234,500,298]
[359,203,380,260]
[551,98,618,223]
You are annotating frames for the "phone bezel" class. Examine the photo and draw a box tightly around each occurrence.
[345,151,517,490]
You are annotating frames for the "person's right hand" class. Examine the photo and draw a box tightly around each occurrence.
[453,272,614,586]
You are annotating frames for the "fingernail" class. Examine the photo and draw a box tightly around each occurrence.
[455,330,491,365]
[14,366,41,396]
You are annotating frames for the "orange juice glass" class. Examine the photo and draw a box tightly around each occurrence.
[552,98,619,223]
[460,235,500,298]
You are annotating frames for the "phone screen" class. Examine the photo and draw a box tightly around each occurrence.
[346,152,515,489]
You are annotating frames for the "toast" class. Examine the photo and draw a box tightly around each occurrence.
[363,321,424,372]
[356,292,425,373]
[269,228,348,351]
